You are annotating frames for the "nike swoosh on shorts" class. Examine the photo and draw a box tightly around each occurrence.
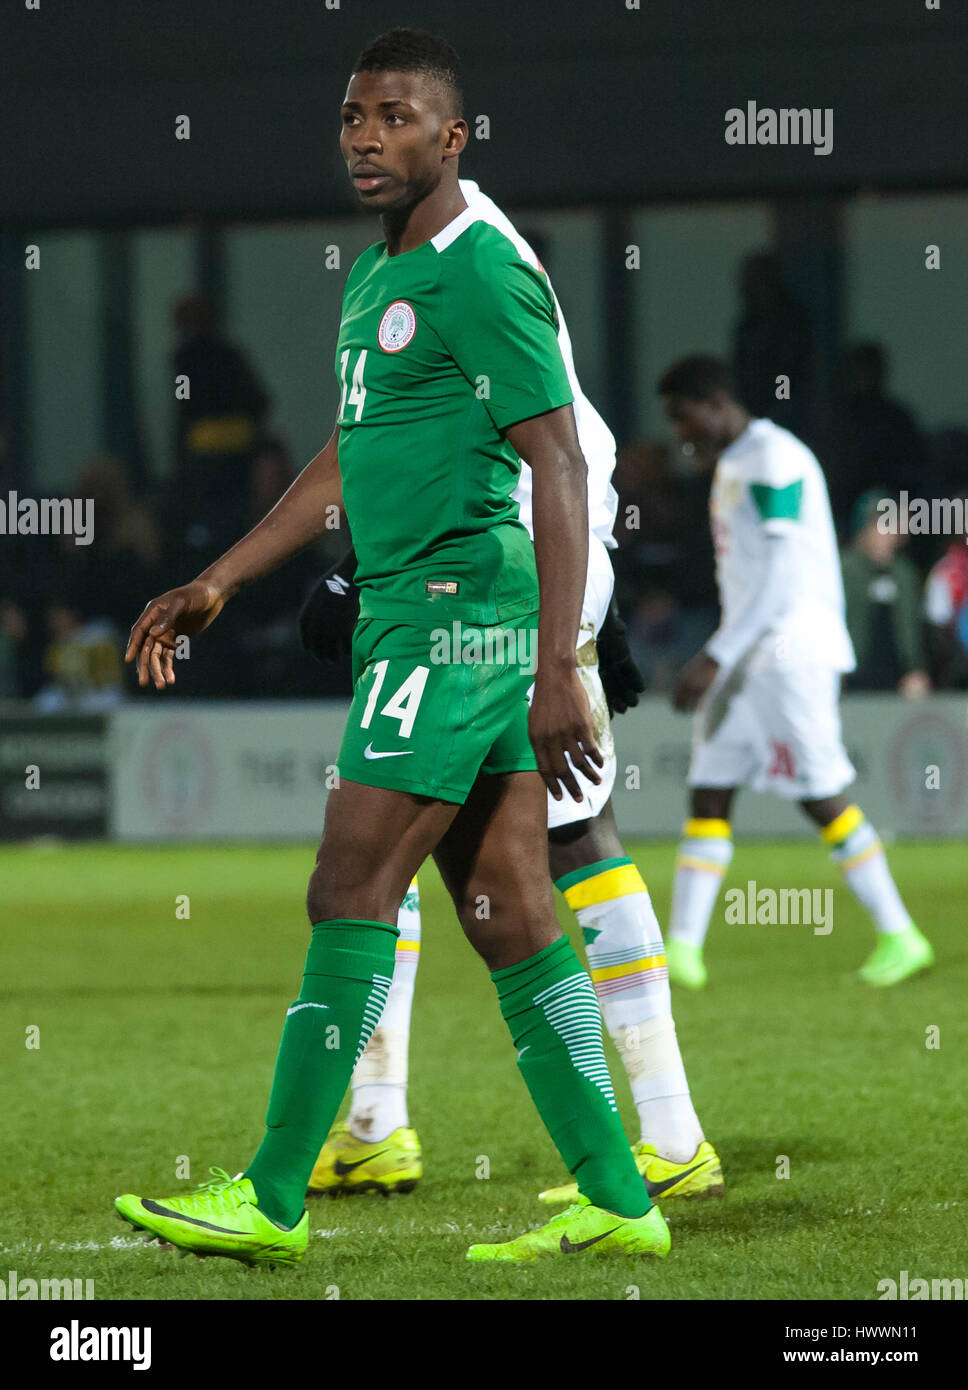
[363,744,414,760]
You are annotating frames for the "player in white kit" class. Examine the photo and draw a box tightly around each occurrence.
[298,185,722,1204]
[657,354,933,991]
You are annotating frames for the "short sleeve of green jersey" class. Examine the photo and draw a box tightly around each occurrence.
[436,248,574,432]
[750,479,803,522]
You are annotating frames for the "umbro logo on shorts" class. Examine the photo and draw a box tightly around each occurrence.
[363,743,414,760]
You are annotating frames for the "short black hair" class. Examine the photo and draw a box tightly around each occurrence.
[354,28,463,118]
[657,354,735,402]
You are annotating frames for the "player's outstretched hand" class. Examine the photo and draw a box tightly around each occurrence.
[529,667,604,802]
[125,580,226,691]
[673,650,720,712]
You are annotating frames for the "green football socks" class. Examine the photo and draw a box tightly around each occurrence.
[492,936,649,1219]
[245,918,398,1228]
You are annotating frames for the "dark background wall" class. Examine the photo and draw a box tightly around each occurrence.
[2,0,967,712]
[3,0,966,230]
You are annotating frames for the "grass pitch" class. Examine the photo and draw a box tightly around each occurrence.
[2,840,965,1301]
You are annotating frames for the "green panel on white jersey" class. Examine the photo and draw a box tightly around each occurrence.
[750,478,803,522]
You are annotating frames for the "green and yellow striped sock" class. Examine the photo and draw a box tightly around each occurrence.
[556,857,702,1162]
[821,805,912,934]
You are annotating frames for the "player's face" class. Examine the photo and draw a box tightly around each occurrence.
[340,70,456,212]
[663,394,726,451]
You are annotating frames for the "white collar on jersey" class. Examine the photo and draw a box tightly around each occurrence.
[430,184,486,253]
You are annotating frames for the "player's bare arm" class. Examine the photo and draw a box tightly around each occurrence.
[674,528,797,710]
[673,650,720,711]
[506,405,603,802]
[125,427,343,690]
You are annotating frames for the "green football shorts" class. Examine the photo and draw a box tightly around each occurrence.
[337,613,539,803]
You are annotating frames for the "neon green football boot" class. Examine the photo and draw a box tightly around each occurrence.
[308,1123,422,1195]
[115,1167,308,1266]
[538,1138,724,1205]
[467,1194,670,1263]
[630,1140,724,1199]
[858,924,934,987]
[665,938,707,990]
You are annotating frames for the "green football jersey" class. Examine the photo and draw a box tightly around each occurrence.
[335,204,574,624]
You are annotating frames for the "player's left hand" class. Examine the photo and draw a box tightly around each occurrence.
[125,580,226,691]
[673,650,720,712]
[597,597,645,716]
[529,666,604,802]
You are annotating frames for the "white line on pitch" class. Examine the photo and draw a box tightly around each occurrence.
[0,1221,516,1255]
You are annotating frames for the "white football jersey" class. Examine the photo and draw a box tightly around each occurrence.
[458,179,619,549]
[711,418,855,672]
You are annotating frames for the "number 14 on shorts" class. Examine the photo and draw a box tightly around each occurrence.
[360,660,429,740]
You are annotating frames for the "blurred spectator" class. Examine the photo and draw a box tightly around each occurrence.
[732,250,814,438]
[824,343,928,538]
[1,455,161,700]
[169,295,270,564]
[233,437,332,697]
[929,428,968,500]
[666,448,719,626]
[626,589,683,692]
[0,599,28,698]
[62,454,162,628]
[612,441,679,610]
[76,453,160,564]
[74,450,160,619]
[2,534,45,697]
[841,492,930,697]
[924,513,968,689]
[612,441,718,691]
[34,601,124,713]
[247,437,296,528]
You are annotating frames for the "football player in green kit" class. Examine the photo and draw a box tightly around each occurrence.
[115,29,670,1266]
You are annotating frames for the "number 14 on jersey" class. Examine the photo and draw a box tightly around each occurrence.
[339,349,368,422]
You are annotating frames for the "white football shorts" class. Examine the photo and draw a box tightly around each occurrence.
[546,533,618,829]
[688,658,855,801]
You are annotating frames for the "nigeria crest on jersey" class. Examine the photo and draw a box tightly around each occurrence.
[378,300,417,352]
